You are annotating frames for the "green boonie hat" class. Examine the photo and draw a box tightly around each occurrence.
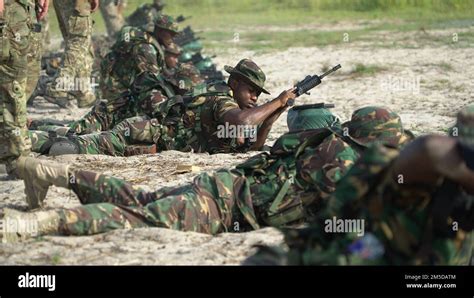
[154,14,179,34]
[452,104,474,147]
[343,106,414,148]
[165,43,181,55]
[224,59,270,95]
[287,107,341,132]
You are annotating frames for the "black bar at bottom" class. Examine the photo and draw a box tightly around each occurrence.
[0,265,471,297]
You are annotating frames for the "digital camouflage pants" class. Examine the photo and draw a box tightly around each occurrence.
[0,0,34,174]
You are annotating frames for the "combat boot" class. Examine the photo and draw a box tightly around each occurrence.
[75,90,97,108]
[16,157,71,210]
[1,208,60,243]
[44,83,77,109]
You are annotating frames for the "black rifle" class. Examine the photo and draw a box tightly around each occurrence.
[176,15,191,23]
[291,103,335,111]
[288,64,341,106]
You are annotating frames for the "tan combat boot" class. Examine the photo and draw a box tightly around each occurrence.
[16,157,71,210]
[75,90,97,108]
[1,208,60,243]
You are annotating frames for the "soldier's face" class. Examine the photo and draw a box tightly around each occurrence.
[232,80,260,110]
[165,54,179,69]
[156,29,175,47]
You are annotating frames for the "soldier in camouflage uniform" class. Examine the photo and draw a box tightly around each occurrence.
[0,0,48,178]
[245,106,474,266]
[25,43,199,146]
[27,44,202,153]
[161,42,203,88]
[100,13,178,101]
[43,0,99,109]
[34,59,298,156]
[1,106,413,241]
[99,0,126,38]
[126,0,164,30]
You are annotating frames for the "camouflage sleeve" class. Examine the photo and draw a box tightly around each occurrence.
[297,135,359,198]
[321,143,400,218]
[213,96,240,123]
[133,43,162,75]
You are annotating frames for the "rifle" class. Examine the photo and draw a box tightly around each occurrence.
[176,15,191,23]
[287,64,341,106]
[291,103,335,111]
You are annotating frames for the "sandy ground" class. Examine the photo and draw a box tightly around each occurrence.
[0,22,473,265]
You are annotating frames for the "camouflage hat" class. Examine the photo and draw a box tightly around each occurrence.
[164,65,203,93]
[176,63,204,85]
[154,14,179,34]
[287,107,341,132]
[165,43,182,56]
[224,59,270,95]
[452,104,474,147]
[343,106,413,148]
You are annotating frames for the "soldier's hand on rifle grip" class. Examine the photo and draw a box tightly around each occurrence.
[36,0,50,21]
[276,87,296,108]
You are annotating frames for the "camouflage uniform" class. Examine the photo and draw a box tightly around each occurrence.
[100,15,178,101]
[25,20,42,102]
[24,123,363,236]
[28,62,202,153]
[277,143,473,265]
[247,108,474,266]
[31,59,268,155]
[99,0,127,38]
[45,0,96,108]
[8,106,415,240]
[0,0,36,175]
[44,81,246,155]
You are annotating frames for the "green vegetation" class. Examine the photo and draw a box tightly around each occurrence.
[45,0,473,52]
[348,63,388,77]
[50,254,62,265]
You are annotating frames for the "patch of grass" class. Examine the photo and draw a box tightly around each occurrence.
[348,63,388,77]
[423,62,455,72]
[42,0,474,53]
[50,254,62,265]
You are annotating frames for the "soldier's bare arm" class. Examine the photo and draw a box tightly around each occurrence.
[222,88,296,127]
[251,106,287,150]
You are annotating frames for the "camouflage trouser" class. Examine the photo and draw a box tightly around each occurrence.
[99,0,127,38]
[34,100,113,133]
[54,168,251,236]
[0,1,34,173]
[73,116,162,155]
[29,115,160,155]
[25,27,42,103]
[49,0,95,103]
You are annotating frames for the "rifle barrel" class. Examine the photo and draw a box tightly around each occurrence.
[319,64,341,80]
